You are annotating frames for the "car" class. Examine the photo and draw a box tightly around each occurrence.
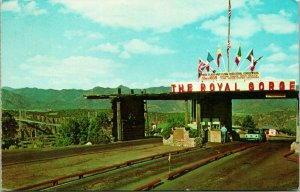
[245,129,266,142]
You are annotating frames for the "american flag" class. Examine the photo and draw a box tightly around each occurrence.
[198,59,206,78]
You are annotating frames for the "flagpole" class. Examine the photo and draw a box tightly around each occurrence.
[227,0,231,72]
[221,56,226,73]
[236,58,246,72]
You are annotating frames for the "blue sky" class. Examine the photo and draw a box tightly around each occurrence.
[2,0,299,90]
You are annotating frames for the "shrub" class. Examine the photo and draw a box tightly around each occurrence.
[87,113,112,144]
[2,112,18,149]
[167,114,185,129]
[189,129,199,138]
[161,127,172,139]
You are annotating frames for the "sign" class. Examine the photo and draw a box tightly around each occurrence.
[200,72,260,81]
[171,80,296,93]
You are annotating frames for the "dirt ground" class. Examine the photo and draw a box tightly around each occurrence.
[2,142,187,190]
[156,141,299,191]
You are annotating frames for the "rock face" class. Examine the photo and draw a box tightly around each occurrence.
[163,128,198,147]
[290,142,299,153]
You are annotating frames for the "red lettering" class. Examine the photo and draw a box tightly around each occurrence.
[179,84,185,92]
[225,83,230,91]
[269,81,274,91]
[259,82,264,91]
[171,84,176,93]
[187,84,193,92]
[235,83,240,92]
[217,83,223,91]
[279,81,285,90]
[249,82,254,91]
[210,83,215,92]
[290,81,295,91]
[201,83,206,92]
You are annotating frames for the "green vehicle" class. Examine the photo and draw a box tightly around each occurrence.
[245,129,266,142]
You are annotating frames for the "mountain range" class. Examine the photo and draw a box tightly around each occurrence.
[2,86,298,114]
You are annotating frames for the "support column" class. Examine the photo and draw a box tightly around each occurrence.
[196,99,202,144]
[297,98,299,142]
[185,100,189,127]
[191,99,196,122]
[144,101,149,136]
[117,101,122,141]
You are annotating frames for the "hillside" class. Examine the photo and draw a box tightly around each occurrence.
[2,86,184,112]
[1,86,297,114]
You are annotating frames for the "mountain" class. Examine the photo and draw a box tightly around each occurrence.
[1,86,297,113]
[1,86,183,112]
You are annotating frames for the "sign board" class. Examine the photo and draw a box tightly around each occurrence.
[171,80,296,93]
[200,72,260,81]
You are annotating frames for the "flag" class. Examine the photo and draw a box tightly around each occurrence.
[198,59,206,78]
[168,153,171,162]
[217,47,222,67]
[252,56,263,71]
[227,41,231,57]
[246,49,255,71]
[206,52,214,72]
[235,46,242,65]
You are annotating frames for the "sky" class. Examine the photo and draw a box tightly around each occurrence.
[2,0,299,90]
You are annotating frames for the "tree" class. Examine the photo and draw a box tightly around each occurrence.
[2,111,18,149]
[57,119,80,146]
[78,117,90,144]
[242,115,256,129]
[87,113,111,144]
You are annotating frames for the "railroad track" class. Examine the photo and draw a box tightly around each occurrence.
[15,142,259,191]
[3,138,162,167]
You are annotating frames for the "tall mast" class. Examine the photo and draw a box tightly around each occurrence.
[227,0,231,72]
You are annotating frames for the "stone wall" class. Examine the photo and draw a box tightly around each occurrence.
[163,128,197,147]
[210,130,221,143]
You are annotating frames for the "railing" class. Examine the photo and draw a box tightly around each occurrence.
[165,143,258,180]
[15,145,206,191]
[133,178,162,191]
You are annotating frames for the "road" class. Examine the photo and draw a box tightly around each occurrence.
[41,142,256,190]
[3,140,298,191]
[155,141,299,191]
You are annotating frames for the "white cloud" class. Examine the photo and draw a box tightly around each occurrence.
[264,43,282,53]
[265,52,288,62]
[279,9,292,17]
[123,39,176,55]
[258,13,297,34]
[50,0,249,32]
[289,44,298,52]
[64,30,103,40]
[25,1,48,16]
[258,63,299,74]
[201,15,261,39]
[119,51,130,59]
[20,55,120,78]
[2,0,20,12]
[169,72,192,79]
[91,43,120,53]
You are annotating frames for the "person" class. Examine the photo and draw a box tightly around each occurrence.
[221,124,227,143]
[265,130,269,142]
